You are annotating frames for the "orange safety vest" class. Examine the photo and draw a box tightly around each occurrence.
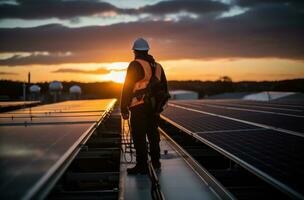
[129,59,162,108]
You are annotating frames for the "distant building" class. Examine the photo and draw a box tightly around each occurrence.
[29,85,41,101]
[169,90,199,100]
[69,85,82,100]
[49,81,63,102]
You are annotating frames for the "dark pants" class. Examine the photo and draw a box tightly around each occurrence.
[130,105,160,167]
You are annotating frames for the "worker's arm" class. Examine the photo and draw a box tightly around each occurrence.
[120,61,144,116]
[160,65,169,93]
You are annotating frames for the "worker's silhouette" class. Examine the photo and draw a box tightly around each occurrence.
[121,38,168,174]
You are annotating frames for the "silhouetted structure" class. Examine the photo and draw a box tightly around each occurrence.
[1,79,303,101]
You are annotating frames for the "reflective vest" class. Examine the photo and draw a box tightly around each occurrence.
[129,59,162,108]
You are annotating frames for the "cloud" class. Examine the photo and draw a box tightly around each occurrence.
[52,67,109,75]
[0,51,72,65]
[236,0,304,7]
[0,0,120,19]
[235,0,304,13]
[0,71,18,75]
[138,0,229,15]
[0,2,303,66]
[0,0,229,20]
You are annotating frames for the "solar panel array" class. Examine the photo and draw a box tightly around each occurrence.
[0,101,40,108]
[0,99,116,200]
[161,99,304,199]
[172,100,304,132]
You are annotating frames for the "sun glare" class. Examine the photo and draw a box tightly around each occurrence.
[106,70,126,83]
[105,62,129,70]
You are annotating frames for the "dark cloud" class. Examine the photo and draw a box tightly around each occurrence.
[0,0,229,20]
[0,0,119,19]
[0,51,72,65]
[237,0,289,6]
[138,0,229,15]
[0,2,303,65]
[52,68,109,74]
[236,0,304,8]
[0,71,18,75]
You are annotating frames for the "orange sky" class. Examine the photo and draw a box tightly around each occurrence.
[0,58,303,83]
[0,0,304,83]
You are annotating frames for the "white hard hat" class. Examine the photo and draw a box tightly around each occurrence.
[132,38,150,51]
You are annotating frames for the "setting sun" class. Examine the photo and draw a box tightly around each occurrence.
[105,70,126,83]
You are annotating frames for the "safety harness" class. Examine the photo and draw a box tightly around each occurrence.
[129,59,162,108]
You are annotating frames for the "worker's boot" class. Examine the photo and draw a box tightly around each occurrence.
[127,164,149,175]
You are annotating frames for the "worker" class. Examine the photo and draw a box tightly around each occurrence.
[121,38,169,174]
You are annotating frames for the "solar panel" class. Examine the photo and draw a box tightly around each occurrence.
[161,100,304,198]
[0,99,116,200]
[0,123,93,199]
[162,106,258,133]
[190,101,304,116]
[0,101,39,108]
[171,101,304,133]
[237,100,304,109]
[0,112,102,118]
[196,129,304,195]
[174,99,304,110]
[0,115,100,125]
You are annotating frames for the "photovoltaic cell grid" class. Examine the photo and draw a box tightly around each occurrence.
[233,100,304,109]
[161,99,304,198]
[162,106,257,132]
[173,100,304,133]
[0,100,115,126]
[175,99,304,113]
[197,130,304,194]
[0,99,116,200]
[190,100,304,116]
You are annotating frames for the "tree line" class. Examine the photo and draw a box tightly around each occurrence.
[0,78,303,101]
